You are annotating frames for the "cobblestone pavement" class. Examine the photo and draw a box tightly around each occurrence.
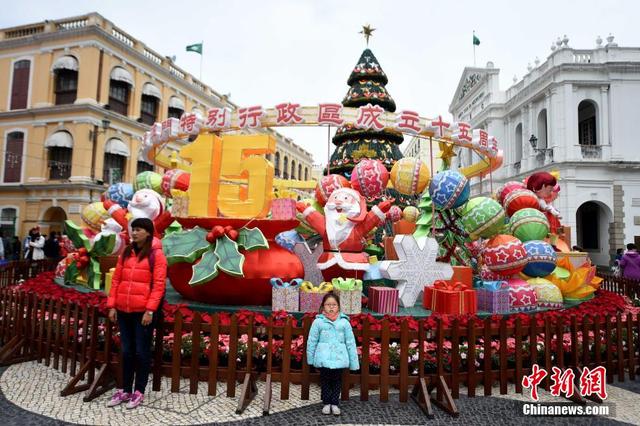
[1,361,639,425]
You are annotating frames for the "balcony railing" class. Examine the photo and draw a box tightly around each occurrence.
[580,144,602,159]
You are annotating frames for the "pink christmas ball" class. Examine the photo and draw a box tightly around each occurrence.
[350,159,389,199]
[387,205,402,222]
[507,278,538,312]
[315,174,350,206]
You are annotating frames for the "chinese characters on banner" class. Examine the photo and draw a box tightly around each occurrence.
[522,364,607,401]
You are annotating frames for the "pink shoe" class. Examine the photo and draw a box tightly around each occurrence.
[126,390,144,409]
[106,389,130,407]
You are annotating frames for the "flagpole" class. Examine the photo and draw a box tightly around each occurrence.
[473,31,476,66]
[199,40,203,81]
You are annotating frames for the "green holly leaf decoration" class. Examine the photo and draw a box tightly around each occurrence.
[91,233,115,257]
[237,227,269,251]
[64,261,79,285]
[214,235,244,277]
[64,220,91,251]
[162,226,210,266]
[189,249,219,286]
[87,258,102,290]
[165,220,183,235]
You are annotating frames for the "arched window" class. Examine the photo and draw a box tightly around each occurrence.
[291,160,296,180]
[514,123,523,163]
[576,201,600,249]
[141,83,161,125]
[537,109,548,149]
[44,131,73,179]
[304,167,309,181]
[10,60,30,110]
[52,56,78,105]
[168,96,184,119]
[298,164,302,181]
[109,67,133,116]
[4,131,24,183]
[103,138,130,184]
[578,100,597,146]
[283,156,289,179]
[274,152,281,177]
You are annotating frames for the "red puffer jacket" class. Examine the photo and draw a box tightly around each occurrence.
[107,237,167,313]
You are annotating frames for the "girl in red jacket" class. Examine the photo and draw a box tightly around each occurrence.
[106,217,167,409]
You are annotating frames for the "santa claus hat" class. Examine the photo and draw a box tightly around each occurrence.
[332,187,367,223]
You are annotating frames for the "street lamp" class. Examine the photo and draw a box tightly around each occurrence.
[528,134,538,150]
[529,134,553,158]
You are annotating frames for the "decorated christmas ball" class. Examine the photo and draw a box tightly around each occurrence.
[484,235,528,277]
[81,202,110,231]
[503,188,539,217]
[350,159,389,199]
[461,197,505,240]
[134,171,163,193]
[390,157,430,195]
[522,240,557,278]
[510,208,550,242]
[507,278,538,312]
[315,174,350,206]
[428,170,470,209]
[527,277,563,308]
[497,181,526,205]
[161,169,191,197]
[105,182,134,208]
[387,205,403,222]
[402,206,420,223]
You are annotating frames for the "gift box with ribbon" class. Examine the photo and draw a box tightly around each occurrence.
[477,280,510,314]
[104,267,115,296]
[447,266,473,287]
[271,198,297,220]
[332,278,363,315]
[368,286,399,314]
[423,280,477,315]
[270,278,302,311]
[299,281,333,312]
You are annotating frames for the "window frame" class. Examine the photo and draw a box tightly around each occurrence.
[48,146,73,180]
[54,69,78,105]
[108,80,131,116]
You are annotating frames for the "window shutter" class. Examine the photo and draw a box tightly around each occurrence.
[10,61,30,110]
[4,132,23,183]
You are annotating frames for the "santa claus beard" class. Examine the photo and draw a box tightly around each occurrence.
[324,202,359,249]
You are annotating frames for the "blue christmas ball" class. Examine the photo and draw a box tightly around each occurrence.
[275,230,304,252]
[106,183,134,208]
[522,240,557,278]
[428,170,470,210]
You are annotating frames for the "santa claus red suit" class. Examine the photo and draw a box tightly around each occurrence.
[297,187,391,281]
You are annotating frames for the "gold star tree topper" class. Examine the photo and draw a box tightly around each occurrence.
[360,24,376,46]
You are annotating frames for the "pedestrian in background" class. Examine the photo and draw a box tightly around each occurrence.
[620,243,640,281]
[306,293,359,416]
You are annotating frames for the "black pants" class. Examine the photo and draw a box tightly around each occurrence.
[117,311,154,394]
[319,368,342,406]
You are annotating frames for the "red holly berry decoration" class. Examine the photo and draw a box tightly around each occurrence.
[206,232,216,244]
[212,226,225,239]
[227,229,239,241]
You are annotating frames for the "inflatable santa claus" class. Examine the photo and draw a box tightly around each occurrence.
[103,188,173,238]
[297,187,391,281]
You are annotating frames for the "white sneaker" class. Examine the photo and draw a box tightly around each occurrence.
[331,405,341,415]
[322,404,331,415]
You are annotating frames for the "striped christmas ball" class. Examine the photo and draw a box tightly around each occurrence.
[510,208,549,242]
[484,235,528,277]
[350,159,389,199]
[134,171,163,193]
[522,240,557,278]
[461,197,505,240]
[81,202,110,231]
[429,170,470,209]
[496,181,526,205]
[105,182,134,208]
[527,277,563,308]
[402,206,420,223]
[507,278,538,312]
[390,157,430,195]
[503,188,539,216]
[315,174,350,206]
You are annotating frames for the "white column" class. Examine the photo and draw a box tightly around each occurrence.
[600,85,610,148]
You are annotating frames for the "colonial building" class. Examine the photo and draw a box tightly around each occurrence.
[0,13,313,238]
[401,136,442,172]
[449,35,640,265]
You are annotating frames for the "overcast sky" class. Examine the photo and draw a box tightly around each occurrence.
[2,0,637,166]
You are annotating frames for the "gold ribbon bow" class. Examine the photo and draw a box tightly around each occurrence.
[300,281,333,293]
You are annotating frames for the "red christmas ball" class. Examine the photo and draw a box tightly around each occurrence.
[503,188,539,217]
[315,174,350,206]
[483,234,528,277]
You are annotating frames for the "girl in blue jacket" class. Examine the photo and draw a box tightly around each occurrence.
[306,293,359,415]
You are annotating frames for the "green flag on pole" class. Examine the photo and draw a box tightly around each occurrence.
[473,34,480,46]
[186,43,203,54]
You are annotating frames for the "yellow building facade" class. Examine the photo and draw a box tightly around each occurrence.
[0,13,313,238]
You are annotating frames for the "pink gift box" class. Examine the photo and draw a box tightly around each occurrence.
[299,291,327,312]
[271,287,299,312]
[271,198,297,220]
[368,287,399,314]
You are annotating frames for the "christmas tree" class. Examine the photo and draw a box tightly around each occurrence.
[328,48,404,177]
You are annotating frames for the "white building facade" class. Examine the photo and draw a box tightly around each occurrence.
[449,35,640,266]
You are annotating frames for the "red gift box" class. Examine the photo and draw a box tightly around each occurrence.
[423,280,477,315]
[271,198,297,220]
[447,266,473,287]
[368,286,399,314]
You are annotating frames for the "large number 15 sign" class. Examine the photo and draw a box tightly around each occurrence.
[180,134,275,218]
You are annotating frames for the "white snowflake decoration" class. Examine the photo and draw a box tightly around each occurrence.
[293,241,324,285]
[379,235,453,307]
